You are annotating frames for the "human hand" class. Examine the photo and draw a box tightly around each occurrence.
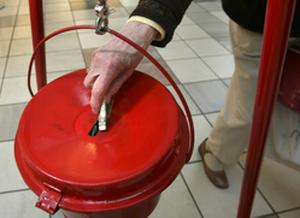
[84,21,159,113]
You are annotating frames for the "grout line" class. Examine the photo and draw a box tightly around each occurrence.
[256,188,279,216]
[0,188,30,195]
[276,206,300,216]
[187,160,202,165]
[0,101,28,108]
[0,139,15,143]
[180,173,204,218]
[237,162,279,216]
[254,213,279,218]
[3,67,83,80]
[181,35,233,89]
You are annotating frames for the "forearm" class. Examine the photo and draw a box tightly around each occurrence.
[130,0,193,47]
[119,21,159,49]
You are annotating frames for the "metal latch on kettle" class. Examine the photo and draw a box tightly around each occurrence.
[95,0,111,35]
[35,184,62,214]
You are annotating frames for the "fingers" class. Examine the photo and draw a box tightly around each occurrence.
[84,69,98,88]
[106,69,134,100]
[90,73,112,113]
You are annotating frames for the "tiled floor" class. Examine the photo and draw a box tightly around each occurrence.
[0,0,299,217]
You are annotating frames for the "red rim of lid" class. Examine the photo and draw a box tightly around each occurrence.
[19,69,181,188]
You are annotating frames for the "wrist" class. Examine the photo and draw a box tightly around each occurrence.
[121,21,159,48]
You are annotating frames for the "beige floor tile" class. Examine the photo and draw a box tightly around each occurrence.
[0,141,27,192]
[0,191,48,218]
[0,27,13,40]
[188,115,213,162]
[150,176,201,218]
[0,57,5,77]
[166,85,201,116]
[182,163,273,218]
[46,49,85,72]
[176,25,210,40]
[202,55,234,79]
[167,58,217,83]
[156,41,197,61]
[0,40,9,57]
[255,157,300,211]
[279,209,300,218]
[186,38,229,57]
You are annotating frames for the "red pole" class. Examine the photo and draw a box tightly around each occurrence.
[237,0,297,217]
[29,0,47,89]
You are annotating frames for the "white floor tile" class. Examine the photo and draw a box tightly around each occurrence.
[166,85,201,116]
[19,4,29,15]
[0,191,48,218]
[74,8,128,21]
[0,6,17,16]
[211,11,230,24]
[0,141,27,192]
[107,17,128,31]
[16,14,30,26]
[176,25,210,40]
[189,115,213,162]
[13,25,31,39]
[0,27,13,40]
[202,55,234,78]
[0,103,26,141]
[9,38,33,56]
[180,16,195,25]
[172,33,181,41]
[46,49,85,72]
[186,38,229,57]
[44,0,68,4]
[2,0,19,7]
[73,9,95,21]
[182,163,273,218]
[0,65,84,105]
[45,21,75,34]
[157,41,197,61]
[44,3,70,13]
[167,58,217,83]
[46,33,81,52]
[6,55,33,77]
[0,57,5,77]
[79,31,113,49]
[255,157,300,211]
[186,2,205,13]
[150,176,200,218]
[10,33,81,56]
[0,40,9,57]
[120,0,139,7]
[45,11,73,24]
[0,76,33,104]
[279,209,300,218]
[197,2,222,12]
[205,112,219,127]
[184,80,227,113]
[48,71,71,82]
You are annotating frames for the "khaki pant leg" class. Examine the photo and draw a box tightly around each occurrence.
[206,20,263,167]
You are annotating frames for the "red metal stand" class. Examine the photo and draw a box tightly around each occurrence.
[28,0,298,217]
[237,0,297,217]
[29,0,47,90]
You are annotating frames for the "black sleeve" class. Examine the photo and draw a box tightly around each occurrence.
[130,0,192,47]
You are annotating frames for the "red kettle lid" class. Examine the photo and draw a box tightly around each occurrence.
[17,69,181,189]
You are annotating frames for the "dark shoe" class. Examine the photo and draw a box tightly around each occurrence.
[198,139,229,189]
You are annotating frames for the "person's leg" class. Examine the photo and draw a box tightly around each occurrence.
[203,20,262,171]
